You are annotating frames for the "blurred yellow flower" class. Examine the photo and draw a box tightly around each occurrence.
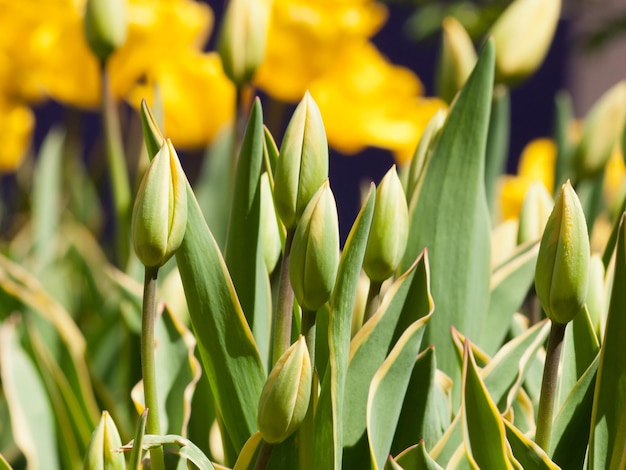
[0,99,34,174]
[310,41,445,164]
[499,138,556,220]
[603,145,626,210]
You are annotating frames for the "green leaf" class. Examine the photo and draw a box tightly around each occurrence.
[344,250,433,453]
[0,317,60,470]
[504,420,558,469]
[550,354,599,469]
[313,186,375,470]
[122,434,215,470]
[589,212,626,468]
[430,414,463,468]
[129,410,148,470]
[0,453,12,470]
[485,85,510,217]
[175,180,266,455]
[225,99,272,369]
[481,241,539,355]
[131,303,201,435]
[402,41,495,379]
[32,126,65,272]
[462,341,516,469]
[233,431,263,470]
[367,309,433,469]
[395,441,444,470]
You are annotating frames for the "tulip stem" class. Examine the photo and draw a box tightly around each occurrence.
[272,229,295,366]
[101,65,131,267]
[253,441,273,470]
[535,321,567,452]
[363,279,383,324]
[141,266,165,470]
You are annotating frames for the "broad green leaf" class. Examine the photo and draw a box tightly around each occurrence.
[589,214,626,468]
[481,241,539,355]
[557,306,599,409]
[0,317,60,470]
[313,186,375,470]
[176,180,266,455]
[395,441,444,470]
[485,85,510,217]
[430,414,462,467]
[129,410,148,470]
[392,347,449,455]
[367,310,433,469]
[504,420,558,469]
[462,342,516,469]
[131,303,201,435]
[0,453,12,470]
[225,99,272,369]
[550,354,599,469]
[402,41,495,379]
[32,126,65,272]
[121,434,215,470]
[233,431,263,470]
[384,455,405,470]
[344,250,432,451]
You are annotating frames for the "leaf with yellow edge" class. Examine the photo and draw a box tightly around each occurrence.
[233,431,263,470]
[504,420,558,469]
[395,441,444,470]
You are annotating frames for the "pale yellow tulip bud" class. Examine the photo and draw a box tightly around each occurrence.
[437,17,477,104]
[260,172,282,273]
[83,411,125,470]
[490,0,561,85]
[517,182,553,245]
[364,166,409,281]
[84,0,127,63]
[257,336,312,443]
[132,140,187,268]
[535,181,590,324]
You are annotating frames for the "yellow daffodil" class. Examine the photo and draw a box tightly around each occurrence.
[310,41,445,164]
[0,98,34,174]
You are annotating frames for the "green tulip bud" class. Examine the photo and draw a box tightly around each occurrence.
[364,166,409,281]
[140,99,165,160]
[490,0,561,85]
[257,336,312,443]
[83,411,125,470]
[517,182,553,245]
[535,180,590,324]
[84,0,127,63]
[132,139,187,268]
[260,172,282,273]
[274,91,329,229]
[436,17,477,104]
[573,80,626,179]
[289,181,339,311]
[217,0,271,86]
[405,109,447,206]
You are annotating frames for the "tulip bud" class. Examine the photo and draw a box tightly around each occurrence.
[260,172,282,273]
[535,181,590,324]
[573,81,626,179]
[83,411,125,470]
[517,182,553,245]
[217,0,271,86]
[132,140,187,268]
[436,17,477,104]
[140,99,165,160]
[84,0,127,63]
[257,336,312,443]
[289,181,339,311]
[274,92,329,229]
[364,166,409,281]
[490,0,561,85]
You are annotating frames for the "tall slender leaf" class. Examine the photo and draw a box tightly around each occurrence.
[402,41,495,378]
[485,85,510,218]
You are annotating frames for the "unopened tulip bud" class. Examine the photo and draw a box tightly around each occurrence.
[517,182,553,245]
[364,166,409,281]
[574,81,626,179]
[535,181,590,324]
[490,0,561,85]
[289,181,339,311]
[84,0,127,63]
[257,336,312,443]
[132,140,187,268]
[436,17,477,104]
[84,411,125,470]
[260,172,282,273]
[274,92,329,229]
[217,0,271,86]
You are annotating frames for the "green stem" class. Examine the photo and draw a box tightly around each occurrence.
[299,309,317,470]
[101,65,131,267]
[535,321,567,451]
[141,266,165,470]
[272,229,295,365]
[253,441,273,470]
[362,279,383,324]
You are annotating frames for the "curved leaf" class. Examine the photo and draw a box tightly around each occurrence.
[121,434,215,470]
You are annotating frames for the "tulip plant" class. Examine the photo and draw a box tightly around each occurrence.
[1,0,626,469]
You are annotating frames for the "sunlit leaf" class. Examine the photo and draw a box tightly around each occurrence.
[121,434,215,470]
